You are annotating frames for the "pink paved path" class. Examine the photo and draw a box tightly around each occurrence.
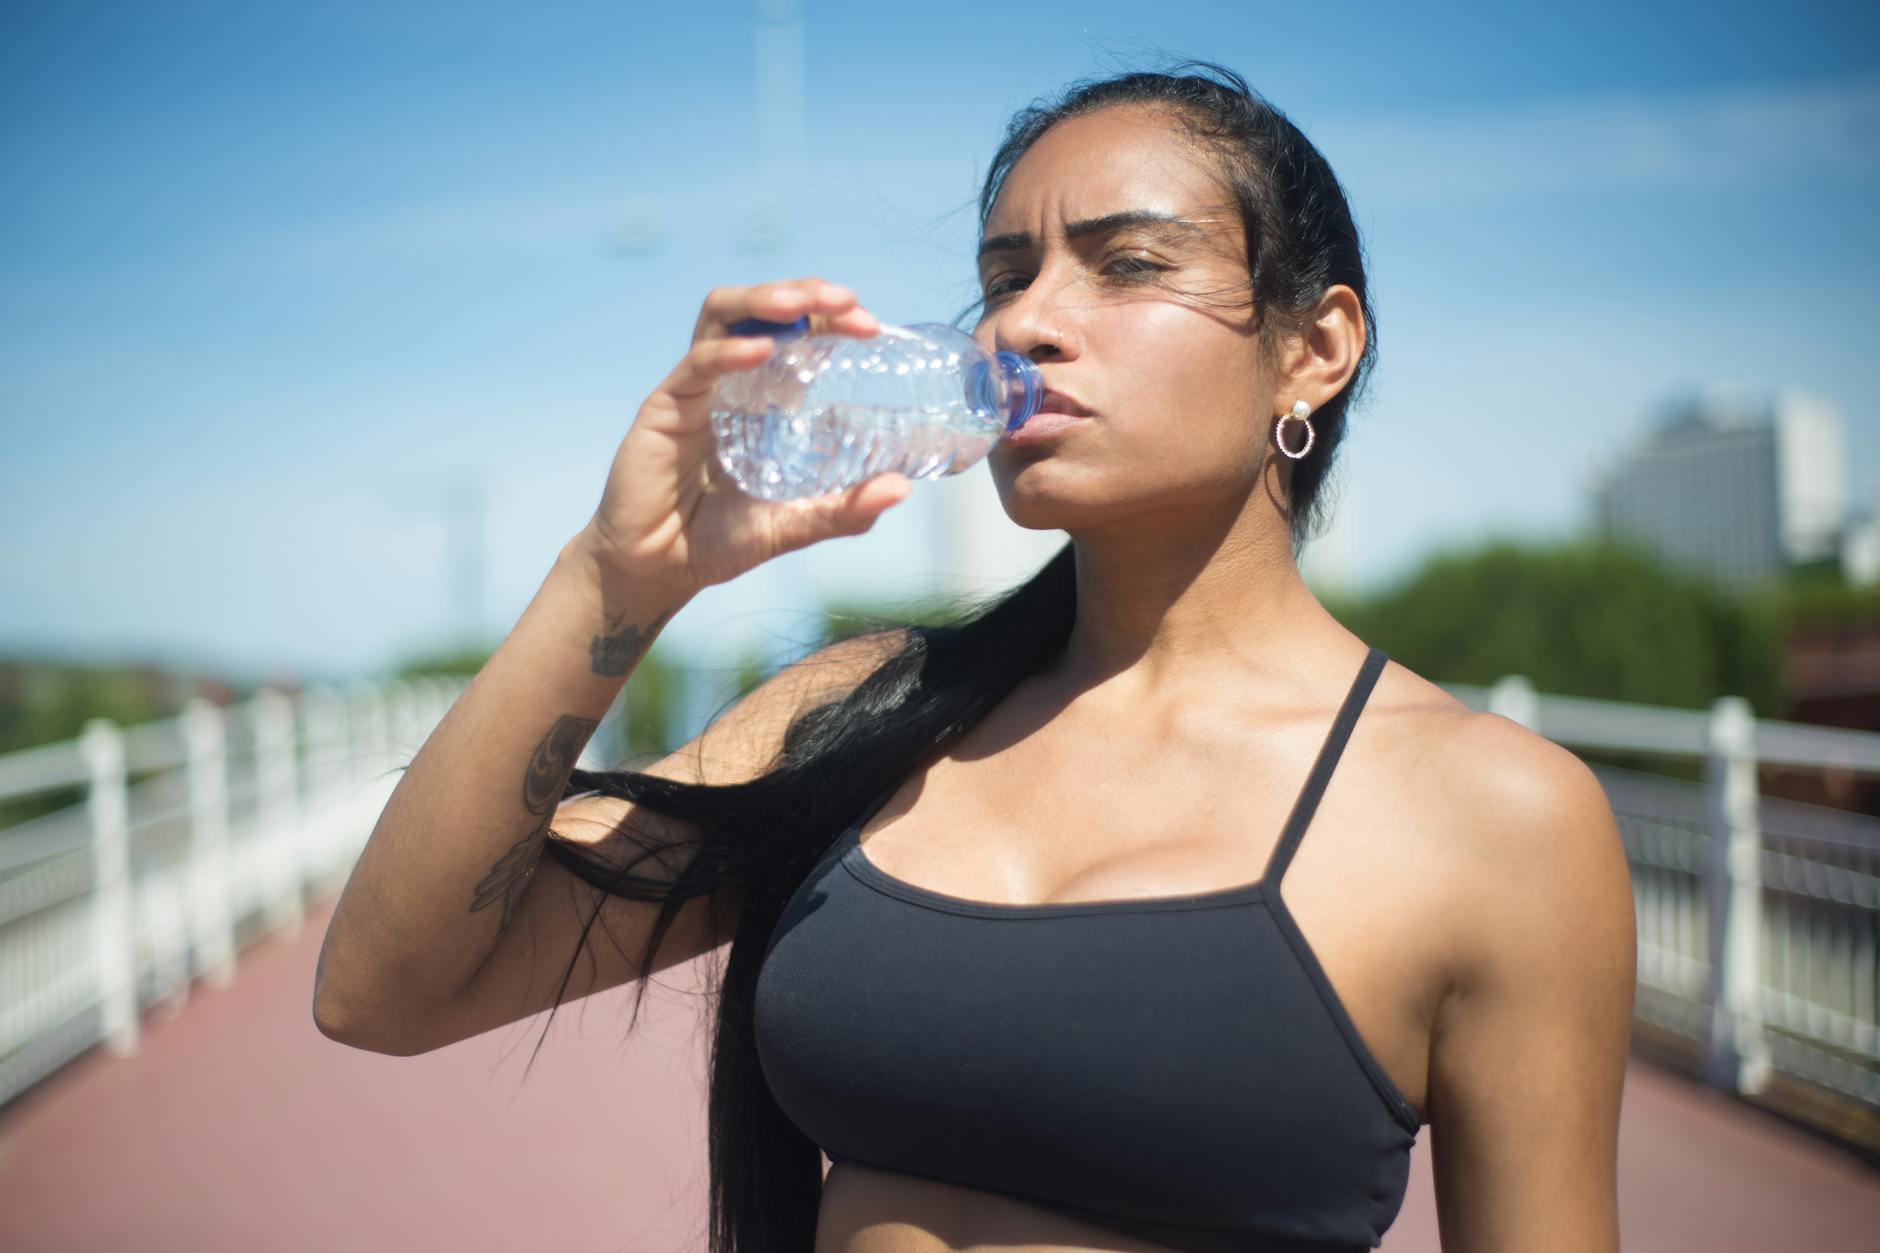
[2,896,1876,1252]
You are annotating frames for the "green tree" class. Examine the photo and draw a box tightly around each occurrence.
[391,635,686,766]
[392,643,495,680]
[1322,537,1788,715]
[1748,563,1880,631]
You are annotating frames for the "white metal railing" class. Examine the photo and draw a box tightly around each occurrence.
[1450,676,1880,1114]
[2,671,1877,1127]
[0,677,475,1106]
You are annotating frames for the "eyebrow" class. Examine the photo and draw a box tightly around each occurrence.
[976,209,1204,260]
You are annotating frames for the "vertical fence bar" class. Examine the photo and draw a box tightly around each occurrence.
[344,681,389,865]
[1703,694,1773,1095]
[253,689,304,939]
[183,698,237,990]
[382,679,416,785]
[1487,673,1540,731]
[298,683,348,895]
[345,680,385,791]
[78,718,138,1057]
[1857,908,1877,1057]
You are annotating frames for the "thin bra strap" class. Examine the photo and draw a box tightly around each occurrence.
[1260,646,1388,889]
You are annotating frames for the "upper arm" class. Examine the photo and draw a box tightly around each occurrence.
[403,627,908,1056]
[1425,715,1638,1252]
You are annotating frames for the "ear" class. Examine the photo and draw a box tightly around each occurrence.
[1276,284,1365,411]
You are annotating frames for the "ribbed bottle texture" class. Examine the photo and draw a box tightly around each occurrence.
[711,319,1042,501]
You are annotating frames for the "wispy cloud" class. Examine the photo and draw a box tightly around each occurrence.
[253,187,667,266]
[1319,76,1880,205]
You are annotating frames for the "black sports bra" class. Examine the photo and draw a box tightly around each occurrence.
[753,645,1421,1251]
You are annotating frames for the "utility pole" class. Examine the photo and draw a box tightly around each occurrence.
[741,0,809,254]
[444,472,488,651]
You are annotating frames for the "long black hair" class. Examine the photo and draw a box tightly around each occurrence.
[535,58,1378,1253]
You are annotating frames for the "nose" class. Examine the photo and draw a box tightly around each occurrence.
[985,275,1079,363]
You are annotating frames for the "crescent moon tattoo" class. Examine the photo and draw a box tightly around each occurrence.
[523,714,598,815]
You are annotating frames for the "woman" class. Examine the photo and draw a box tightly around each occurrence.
[315,60,1636,1253]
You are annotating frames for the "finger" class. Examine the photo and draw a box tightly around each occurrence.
[832,473,911,531]
[866,471,911,505]
[828,472,910,524]
[698,279,872,344]
[767,473,908,553]
[829,304,880,336]
[656,334,779,410]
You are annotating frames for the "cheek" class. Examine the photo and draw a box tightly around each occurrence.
[1095,335,1268,487]
[1102,326,1258,437]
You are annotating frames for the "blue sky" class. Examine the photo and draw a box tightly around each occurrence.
[2,0,1876,683]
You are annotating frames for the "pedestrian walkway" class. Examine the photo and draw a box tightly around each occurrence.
[1,897,1875,1251]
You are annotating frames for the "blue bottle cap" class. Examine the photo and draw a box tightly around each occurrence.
[966,351,1044,431]
[997,351,1043,430]
[727,315,811,341]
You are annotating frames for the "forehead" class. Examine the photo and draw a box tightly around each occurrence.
[982,105,1224,241]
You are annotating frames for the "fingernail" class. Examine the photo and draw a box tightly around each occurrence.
[820,284,854,301]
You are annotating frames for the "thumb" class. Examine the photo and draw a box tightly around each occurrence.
[765,472,912,555]
[827,472,912,534]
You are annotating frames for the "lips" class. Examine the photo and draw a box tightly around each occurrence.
[1035,387,1093,418]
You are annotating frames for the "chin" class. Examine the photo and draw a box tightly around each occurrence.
[989,467,1115,533]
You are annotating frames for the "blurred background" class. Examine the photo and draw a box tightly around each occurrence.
[2,2,1877,1250]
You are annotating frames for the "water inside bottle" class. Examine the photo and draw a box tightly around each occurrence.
[713,399,983,500]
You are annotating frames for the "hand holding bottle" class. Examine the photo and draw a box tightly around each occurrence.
[578,279,910,599]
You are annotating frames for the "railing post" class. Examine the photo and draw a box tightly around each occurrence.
[252,688,304,940]
[298,683,348,895]
[182,698,237,990]
[344,681,389,858]
[1487,672,1540,731]
[1702,694,1773,1096]
[381,679,415,794]
[344,679,385,791]
[78,718,138,1057]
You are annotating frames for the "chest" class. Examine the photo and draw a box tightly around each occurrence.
[847,701,1460,1055]
[751,731,1446,1247]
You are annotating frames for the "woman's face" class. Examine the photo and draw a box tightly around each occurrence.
[973,103,1272,532]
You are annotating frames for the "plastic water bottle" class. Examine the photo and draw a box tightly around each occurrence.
[710,315,1044,501]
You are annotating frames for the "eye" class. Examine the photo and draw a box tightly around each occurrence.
[981,255,1169,304]
[1103,255,1167,280]
[982,273,1026,301]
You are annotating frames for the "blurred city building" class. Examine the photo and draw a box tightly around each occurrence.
[929,467,1068,601]
[1589,386,1878,798]
[1589,385,1873,592]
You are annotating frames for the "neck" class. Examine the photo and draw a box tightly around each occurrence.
[1041,514,1362,714]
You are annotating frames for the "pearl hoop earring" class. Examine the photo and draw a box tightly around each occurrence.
[1274,399,1315,459]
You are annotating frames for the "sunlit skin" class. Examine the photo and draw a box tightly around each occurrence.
[812,102,1634,1253]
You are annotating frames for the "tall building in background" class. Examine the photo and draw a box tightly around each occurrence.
[930,468,1068,602]
[1589,386,1859,592]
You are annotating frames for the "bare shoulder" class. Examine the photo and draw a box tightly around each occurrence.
[1378,673,1636,1245]
[1422,705,1623,869]
[1362,657,1633,982]
[559,624,911,838]
[676,624,910,784]
[1403,693,1636,1000]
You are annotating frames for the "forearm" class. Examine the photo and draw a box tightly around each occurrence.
[312,530,689,1039]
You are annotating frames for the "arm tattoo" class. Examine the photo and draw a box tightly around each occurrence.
[590,606,675,677]
[524,714,598,815]
[468,713,599,930]
[470,810,553,932]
